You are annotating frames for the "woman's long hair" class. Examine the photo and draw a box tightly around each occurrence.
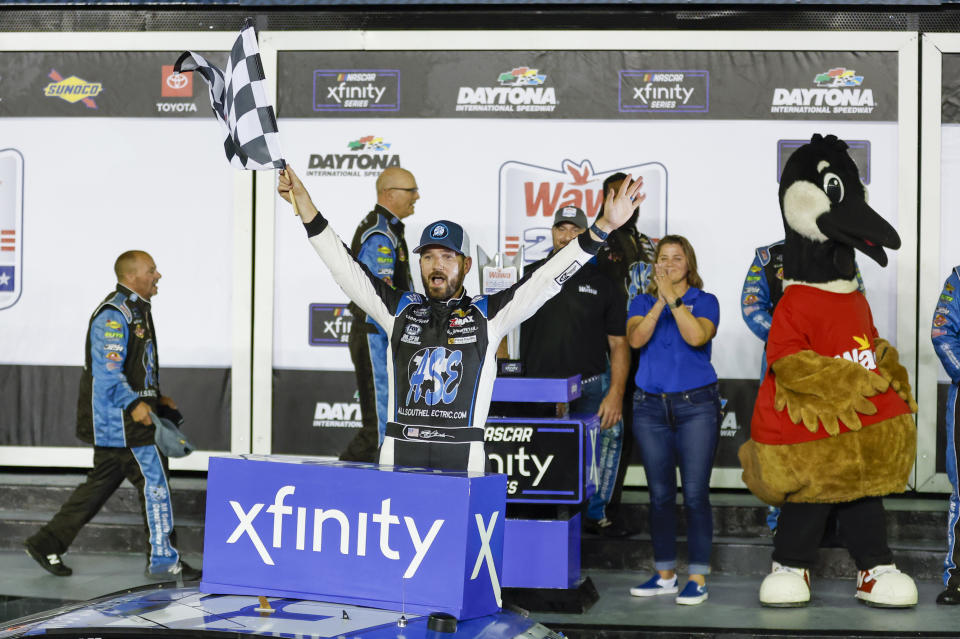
[648,234,703,297]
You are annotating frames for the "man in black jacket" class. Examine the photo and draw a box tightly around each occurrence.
[24,251,199,581]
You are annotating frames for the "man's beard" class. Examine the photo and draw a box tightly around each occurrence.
[422,271,464,301]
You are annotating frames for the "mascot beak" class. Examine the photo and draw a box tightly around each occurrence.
[815,196,900,267]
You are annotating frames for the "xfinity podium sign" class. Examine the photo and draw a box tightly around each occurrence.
[201,456,506,619]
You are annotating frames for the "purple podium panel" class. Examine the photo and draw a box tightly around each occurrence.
[201,456,507,620]
[491,376,581,403]
[485,415,599,504]
[502,514,581,589]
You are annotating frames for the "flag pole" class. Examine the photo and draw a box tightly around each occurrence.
[280,160,301,218]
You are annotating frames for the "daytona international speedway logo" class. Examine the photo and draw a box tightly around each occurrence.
[457,66,556,113]
[771,67,875,116]
[498,159,668,263]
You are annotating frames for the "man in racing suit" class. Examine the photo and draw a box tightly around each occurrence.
[340,167,417,463]
[279,165,645,472]
[741,239,864,375]
[24,251,199,580]
[932,266,960,604]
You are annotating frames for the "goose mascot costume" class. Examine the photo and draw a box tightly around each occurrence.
[738,134,918,608]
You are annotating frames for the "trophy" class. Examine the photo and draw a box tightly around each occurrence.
[476,243,524,375]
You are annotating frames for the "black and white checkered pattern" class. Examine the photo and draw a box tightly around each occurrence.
[174,19,284,170]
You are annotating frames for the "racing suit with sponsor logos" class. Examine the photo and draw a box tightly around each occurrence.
[931,266,960,590]
[304,214,604,472]
[741,240,864,375]
[26,284,181,573]
[340,205,413,462]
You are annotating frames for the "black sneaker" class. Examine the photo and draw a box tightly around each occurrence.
[583,517,630,538]
[937,585,960,605]
[24,540,72,577]
[145,559,202,581]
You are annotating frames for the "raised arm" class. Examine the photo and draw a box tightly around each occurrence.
[278,166,405,330]
[485,176,647,339]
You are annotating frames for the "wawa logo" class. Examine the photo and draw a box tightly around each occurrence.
[498,159,668,263]
[834,334,877,371]
[226,485,500,585]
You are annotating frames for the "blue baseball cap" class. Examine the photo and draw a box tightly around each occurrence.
[413,220,471,256]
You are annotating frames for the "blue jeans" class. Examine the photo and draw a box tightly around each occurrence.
[632,383,720,575]
[573,370,623,522]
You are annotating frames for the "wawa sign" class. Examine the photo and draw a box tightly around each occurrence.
[498,159,668,264]
[201,456,506,619]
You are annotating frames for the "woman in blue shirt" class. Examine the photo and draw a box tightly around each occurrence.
[625,235,720,605]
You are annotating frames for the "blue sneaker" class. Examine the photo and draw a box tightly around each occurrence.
[676,580,708,605]
[629,574,678,597]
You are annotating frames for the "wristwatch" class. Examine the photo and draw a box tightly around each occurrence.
[672,297,684,308]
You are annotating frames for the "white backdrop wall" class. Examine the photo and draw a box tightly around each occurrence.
[254,31,919,488]
[0,34,252,470]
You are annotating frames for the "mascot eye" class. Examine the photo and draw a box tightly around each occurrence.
[822,172,844,203]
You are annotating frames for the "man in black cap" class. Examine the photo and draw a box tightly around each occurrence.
[278,166,645,471]
[520,206,629,535]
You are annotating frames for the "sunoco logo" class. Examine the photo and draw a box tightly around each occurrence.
[771,67,875,115]
[305,135,401,178]
[44,69,101,109]
[313,70,400,113]
[619,70,709,113]
[456,66,557,113]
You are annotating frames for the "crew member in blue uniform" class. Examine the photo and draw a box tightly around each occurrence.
[24,251,199,580]
[932,266,960,605]
[339,167,417,462]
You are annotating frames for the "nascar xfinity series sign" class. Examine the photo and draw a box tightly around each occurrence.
[201,456,506,619]
[485,416,598,504]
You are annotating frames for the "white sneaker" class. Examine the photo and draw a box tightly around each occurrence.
[855,564,917,607]
[759,561,810,607]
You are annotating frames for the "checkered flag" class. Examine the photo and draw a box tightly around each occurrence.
[174,19,284,170]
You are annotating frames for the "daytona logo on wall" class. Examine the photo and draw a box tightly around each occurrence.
[499,159,667,262]
[619,70,709,113]
[771,67,876,116]
[313,70,400,112]
[305,135,401,178]
[456,66,557,113]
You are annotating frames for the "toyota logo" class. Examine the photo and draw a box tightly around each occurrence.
[166,72,189,90]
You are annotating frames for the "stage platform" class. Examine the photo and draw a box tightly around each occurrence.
[0,550,955,639]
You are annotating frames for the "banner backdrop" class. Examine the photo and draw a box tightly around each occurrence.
[270,48,902,479]
[0,50,235,452]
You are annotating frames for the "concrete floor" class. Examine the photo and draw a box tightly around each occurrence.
[0,550,956,636]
